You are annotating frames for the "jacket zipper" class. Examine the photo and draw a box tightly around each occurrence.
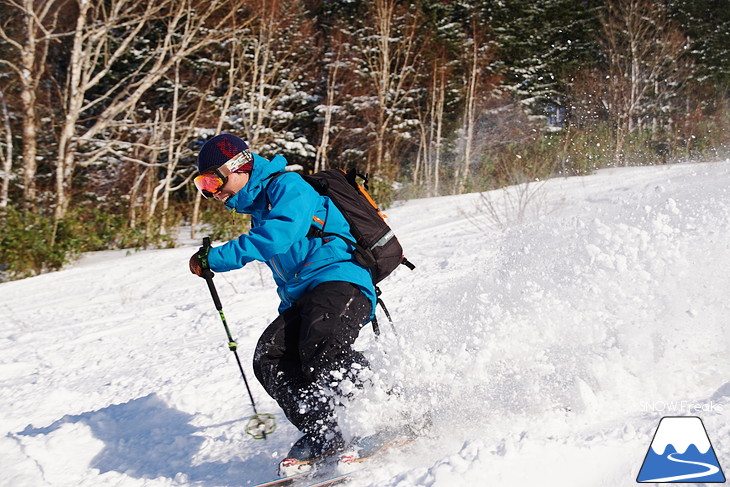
[271,255,289,281]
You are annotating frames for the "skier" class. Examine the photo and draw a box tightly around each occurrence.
[188,134,378,476]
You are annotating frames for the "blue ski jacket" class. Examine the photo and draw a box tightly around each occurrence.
[207,153,376,319]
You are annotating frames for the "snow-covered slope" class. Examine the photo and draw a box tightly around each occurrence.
[1,161,729,487]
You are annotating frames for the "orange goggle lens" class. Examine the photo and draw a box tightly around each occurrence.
[194,170,227,198]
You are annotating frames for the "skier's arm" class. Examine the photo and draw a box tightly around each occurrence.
[207,174,316,272]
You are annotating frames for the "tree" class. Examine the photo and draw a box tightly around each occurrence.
[149,62,199,237]
[313,39,345,173]
[0,87,12,207]
[349,0,422,175]
[600,0,693,161]
[412,47,449,196]
[453,3,497,193]
[220,0,317,164]
[0,0,63,207]
[668,0,730,90]
[49,0,239,235]
[490,0,602,120]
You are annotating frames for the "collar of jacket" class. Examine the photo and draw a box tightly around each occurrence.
[224,153,288,213]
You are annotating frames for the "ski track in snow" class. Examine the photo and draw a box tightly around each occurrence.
[1,161,729,487]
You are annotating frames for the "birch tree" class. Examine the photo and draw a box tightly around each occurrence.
[355,0,421,174]
[314,41,345,173]
[601,0,691,161]
[414,50,448,197]
[454,14,493,194]
[0,87,12,208]
[0,0,62,206]
[51,0,239,230]
[223,0,317,161]
[150,62,200,237]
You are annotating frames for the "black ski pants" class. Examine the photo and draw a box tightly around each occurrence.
[253,281,371,440]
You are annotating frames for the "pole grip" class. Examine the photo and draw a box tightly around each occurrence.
[200,237,214,278]
[200,237,221,309]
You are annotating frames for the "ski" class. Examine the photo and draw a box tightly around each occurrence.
[256,430,416,487]
[253,469,351,487]
[305,472,354,487]
[253,470,313,487]
[253,457,344,487]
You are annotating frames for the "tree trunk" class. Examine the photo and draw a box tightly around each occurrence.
[20,68,38,207]
[52,0,92,234]
[315,50,341,173]
[160,64,182,236]
[460,34,478,193]
[434,67,445,197]
[0,88,13,208]
[16,0,56,208]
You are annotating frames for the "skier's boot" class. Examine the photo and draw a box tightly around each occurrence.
[278,433,344,477]
[338,428,413,468]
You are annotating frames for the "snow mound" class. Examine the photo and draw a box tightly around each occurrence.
[1,161,729,486]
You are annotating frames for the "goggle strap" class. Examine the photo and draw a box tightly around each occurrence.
[213,167,228,182]
[224,149,253,173]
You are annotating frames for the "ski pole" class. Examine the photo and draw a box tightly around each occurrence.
[199,237,276,439]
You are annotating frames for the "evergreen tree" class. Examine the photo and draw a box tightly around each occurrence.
[489,0,603,122]
[668,0,730,89]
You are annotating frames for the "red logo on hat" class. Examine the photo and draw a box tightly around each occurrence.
[216,136,239,159]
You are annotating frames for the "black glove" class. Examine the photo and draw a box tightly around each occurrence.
[189,253,203,276]
[189,242,212,278]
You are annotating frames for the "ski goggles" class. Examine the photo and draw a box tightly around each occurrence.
[193,149,253,198]
[194,167,228,198]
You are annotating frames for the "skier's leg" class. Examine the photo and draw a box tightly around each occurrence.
[253,306,313,433]
[297,281,371,406]
[254,282,370,442]
[298,281,371,383]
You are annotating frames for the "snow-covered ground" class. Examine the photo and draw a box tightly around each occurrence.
[1,160,729,487]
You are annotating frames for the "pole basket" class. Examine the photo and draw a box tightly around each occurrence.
[245,413,277,439]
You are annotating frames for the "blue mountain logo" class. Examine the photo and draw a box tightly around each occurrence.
[637,416,725,483]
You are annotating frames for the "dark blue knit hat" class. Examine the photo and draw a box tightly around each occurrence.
[197,134,250,174]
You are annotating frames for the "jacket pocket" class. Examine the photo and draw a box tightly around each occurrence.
[294,245,339,279]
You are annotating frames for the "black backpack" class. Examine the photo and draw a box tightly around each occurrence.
[268,169,415,333]
[303,169,414,283]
